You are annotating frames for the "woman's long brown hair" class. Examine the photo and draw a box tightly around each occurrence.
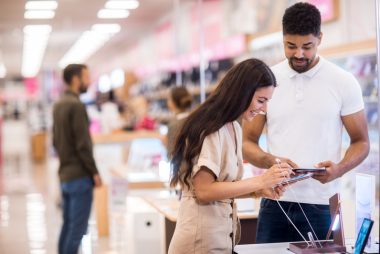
[170,58,277,189]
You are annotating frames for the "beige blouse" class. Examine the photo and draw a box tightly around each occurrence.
[168,121,244,254]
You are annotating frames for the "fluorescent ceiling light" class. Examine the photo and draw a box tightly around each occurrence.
[97,9,129,19]
[23,24,52,35]
[59,25,120,68]
[22,25,52,77]
[25,1,58,10]
[92,24,121,34]
[0,64,6,78]
[24,10,55,19]
[105,0,139,10]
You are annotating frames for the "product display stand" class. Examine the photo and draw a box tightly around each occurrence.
[288,240,346,254]
[289,193,346,254]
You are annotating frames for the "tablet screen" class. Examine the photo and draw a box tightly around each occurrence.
[354,218,374,254]
[277,173,313,186]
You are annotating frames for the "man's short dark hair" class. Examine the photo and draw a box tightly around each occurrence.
[63,64,87,85]
[282,2,321,36]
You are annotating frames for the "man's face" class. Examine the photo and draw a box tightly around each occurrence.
[283,33,321,73]
[78,68,90,94]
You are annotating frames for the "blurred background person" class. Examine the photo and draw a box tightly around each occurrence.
[53,64,103,254]
[166,86,193,157]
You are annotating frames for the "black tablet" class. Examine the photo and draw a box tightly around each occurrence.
[353,218,374,254]
[292,167,326,174]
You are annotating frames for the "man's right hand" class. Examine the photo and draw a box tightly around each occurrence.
[93,174,103,188]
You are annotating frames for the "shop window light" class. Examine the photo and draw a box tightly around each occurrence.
[110,68,125,88]
[250,32,282,51]
[22,25,52,77]
[105,0,139,10]
[24,10,55,19]
[0,63,6,78]
[98,74,112,93]
[97,9,129,19]
[59,24,121,68]
[25,1,58,10]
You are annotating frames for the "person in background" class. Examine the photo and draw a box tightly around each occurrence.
[131,95,157,130]
[242,2,369,243]
[100,90,123,134]
[168,58,292,254]
[166,86,193,157]
[53,64,103,254]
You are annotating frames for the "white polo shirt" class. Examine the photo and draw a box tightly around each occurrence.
[267,56,364,205]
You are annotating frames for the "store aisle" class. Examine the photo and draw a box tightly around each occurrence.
[0,120,61,253]
[0,120,129,254]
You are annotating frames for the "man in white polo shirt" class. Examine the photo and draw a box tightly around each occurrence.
[243,2,369,243]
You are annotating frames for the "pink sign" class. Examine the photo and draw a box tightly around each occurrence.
[308,0,338,22]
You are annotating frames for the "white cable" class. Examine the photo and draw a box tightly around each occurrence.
[273,196,311,245]
[273,158,310,246]
[285,182,323,248]
[275,158,322,248]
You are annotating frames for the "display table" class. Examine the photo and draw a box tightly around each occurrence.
[92,130,163,144]
[235,239,356,254]
[143,195,260,252]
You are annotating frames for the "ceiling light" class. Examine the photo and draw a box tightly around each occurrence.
[97,9,129,19]
[22,25,52,77]
[59,25,120,68]
[92,24,121,34]
[105,0,139,10]
[25,1,58,10]
[24,10,55,19]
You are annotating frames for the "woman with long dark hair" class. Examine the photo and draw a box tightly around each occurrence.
[168,58,292,254]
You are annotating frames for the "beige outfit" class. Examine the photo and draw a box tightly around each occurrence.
[168,121,244,254]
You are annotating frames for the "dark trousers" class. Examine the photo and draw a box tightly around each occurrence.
[256,198,331,243]
[59,177,93,254]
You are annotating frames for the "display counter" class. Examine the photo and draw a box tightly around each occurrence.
[92,130,163,145]
[235,239,357,254]
[143,194,260,252]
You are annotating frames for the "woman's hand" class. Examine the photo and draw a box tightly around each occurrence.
[258,163,292,188]
[256,185,286,199]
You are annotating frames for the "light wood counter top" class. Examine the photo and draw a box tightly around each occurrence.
[92,130,163,144]
[143,195,259,223]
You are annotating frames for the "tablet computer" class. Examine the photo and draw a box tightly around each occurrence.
[292,167,326,175]
[277,173,313,186]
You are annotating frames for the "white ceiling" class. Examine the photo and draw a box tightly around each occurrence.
[0,0,174,79]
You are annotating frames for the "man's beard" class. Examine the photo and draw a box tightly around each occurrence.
[79,82,88,94]
[289,57,313,73]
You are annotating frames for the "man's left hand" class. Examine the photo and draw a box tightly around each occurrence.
[312,161,341,184]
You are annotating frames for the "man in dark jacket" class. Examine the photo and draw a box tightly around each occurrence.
[53,64,102,254]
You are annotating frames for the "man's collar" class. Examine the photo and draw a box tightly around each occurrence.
[65,89,79,98]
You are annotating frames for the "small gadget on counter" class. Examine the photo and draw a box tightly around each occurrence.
[288,193,346,254]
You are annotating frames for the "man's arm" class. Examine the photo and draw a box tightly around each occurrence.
[314,110,369,183]
[242,115,298,168]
